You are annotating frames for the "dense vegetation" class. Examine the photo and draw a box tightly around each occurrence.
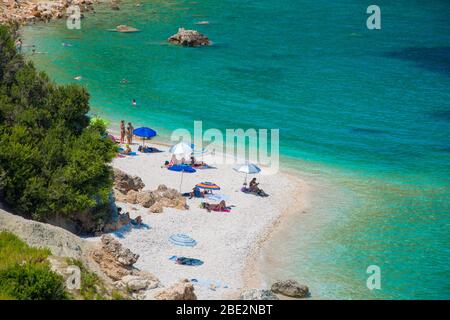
[0,231,68,300]
[0,26,116,223]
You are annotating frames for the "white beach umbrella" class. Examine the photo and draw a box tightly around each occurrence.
[233,163,261,184]
[169,142,193,160]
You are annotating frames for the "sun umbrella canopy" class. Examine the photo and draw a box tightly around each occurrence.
[169,234,197,247]
[168,165,196,173]
[233,163,261,174]
[169,142,193,157]
[196,182,220,190]
[133,127,157,139]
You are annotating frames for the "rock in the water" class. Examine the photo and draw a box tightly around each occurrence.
[91,235,139,281]
[115,25,140,33]
[154,279,197,300]
[240,289,279,300]
[271,279,309,298]
[168,28,211,47]
[113,168,145,194]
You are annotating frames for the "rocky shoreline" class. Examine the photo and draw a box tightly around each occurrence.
[0,0,96,26]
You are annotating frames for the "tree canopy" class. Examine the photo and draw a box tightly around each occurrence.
[0,26,116,223]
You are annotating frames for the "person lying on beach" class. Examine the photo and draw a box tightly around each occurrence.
[190,156,207,166]
[200,200,227,212]
[161,160,171,168]
[138,145,161,153]
[120,144,132,155]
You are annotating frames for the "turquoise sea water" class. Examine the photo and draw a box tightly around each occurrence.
[22,0,450,299]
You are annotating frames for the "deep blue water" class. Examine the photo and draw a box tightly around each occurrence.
[23,0,450,299]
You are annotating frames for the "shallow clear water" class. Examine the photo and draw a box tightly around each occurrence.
[23,0,450,299]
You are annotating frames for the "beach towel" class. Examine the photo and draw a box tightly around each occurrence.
[169,256,204,266]
[140,147,162,153]
[205,194,229,202]
[211,207,231,213]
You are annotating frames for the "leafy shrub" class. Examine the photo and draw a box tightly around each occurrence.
[0,231,68,300]
[0,264,68,300]
[0,26,116,224]
[0,231,50,270]
[65,258,105,300]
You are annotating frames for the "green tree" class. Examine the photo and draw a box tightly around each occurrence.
[0,26,116,228]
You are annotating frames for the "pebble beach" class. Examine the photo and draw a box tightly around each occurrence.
[89,141,309,299]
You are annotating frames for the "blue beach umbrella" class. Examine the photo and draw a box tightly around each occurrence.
[133,127,157,146]
[168,165,196,192]
[169,233,197,247]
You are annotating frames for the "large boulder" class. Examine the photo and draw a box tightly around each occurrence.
[126,190,139,204]
[168,28,211,47]
[240,289,279,300]
[115,273,159,292]
[113,168,145,194]
[149,202,163,214]
[91,235,139,281]
[146,185,187,213]
[271,279,310,298]
[154,279,197,300]
[136,190,156,208]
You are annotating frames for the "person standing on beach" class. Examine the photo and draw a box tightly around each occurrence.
[120,120,126,143]
[126,122,134,144]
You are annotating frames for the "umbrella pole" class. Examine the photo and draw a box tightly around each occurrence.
[245,173,248,185]
[180,171,184,193]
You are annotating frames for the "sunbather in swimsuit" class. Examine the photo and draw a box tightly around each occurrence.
[201,200,227,212]
[161,160,171,168]
[249,178,260,192]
